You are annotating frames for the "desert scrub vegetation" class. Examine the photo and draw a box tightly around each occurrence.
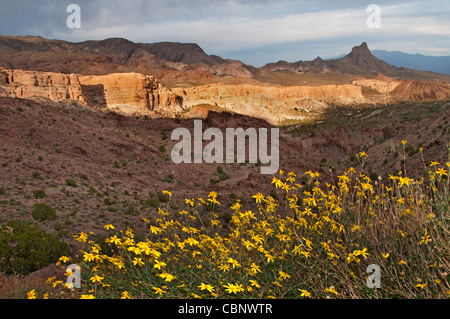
[0,219,69,275]
[32,203,57,221]
[26,142,450,299]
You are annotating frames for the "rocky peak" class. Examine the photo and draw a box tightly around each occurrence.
[344,42,377,65]
[143,42,227,65]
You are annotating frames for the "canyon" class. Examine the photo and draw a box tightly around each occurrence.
[1,36,449,125]
[1,67,449,125]
[0,69,183,118]
[1,35,450,293]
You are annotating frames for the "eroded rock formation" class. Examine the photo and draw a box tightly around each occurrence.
[0,69,84,103]
[173,83,365,124]
[78,73,182,116]
[351,73,450,102]
[1,68,448,125]
[0,69,183,117]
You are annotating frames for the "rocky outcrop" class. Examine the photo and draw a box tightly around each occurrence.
[79,73,183,116]
[1,68,448,125]
[351,73,450,101]
[351,77,400,94]
[173,83,365,124]
[390,80,450,101]
[0,69,183,117]
[0,69,84,103]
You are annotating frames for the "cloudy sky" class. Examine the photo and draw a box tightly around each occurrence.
[0,0,449,66]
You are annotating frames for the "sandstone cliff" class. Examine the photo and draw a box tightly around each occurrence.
[0,69,84,103]
[351,73,450,102]
[1,68,448,126]
[0,69,183,117]
[78,73,182,116]
[173,83,365,124]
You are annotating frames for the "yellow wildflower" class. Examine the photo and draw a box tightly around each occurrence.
[419,230,431,245]
[153,287,166,295]
[198,283,215,293]
[249,263,261,275]
[278,270,291,280]
[324,286,339,295]
[227,257,241,268]
[158,272,176,282]
[121,291,131,299]
[298,289,311,298]
[27,289,36,299]
[154,260,167,270]
[223,282,244,294]
[133,257,144,267]
[90,274,104,283]
[415,283,427,289]
[252,192,265,204]
[218,263,230,272]
[58,256,70,263]
[83,252,96,262]
[249,280,260,288]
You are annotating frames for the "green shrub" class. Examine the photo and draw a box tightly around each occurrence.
[210,167,229,184]
[369,171,379,181]
[124,204,139,216]
[33,189,46,199]
[103,198,115,206]
[157,191,170,203]
[106,206,118,212]
[218,172,229,181]
[405,145,419,157]
[0,186,7,195]
[32,171,43,180]
[146,192,160,207]
[0,219,68,275]
[162,174,174,184]
[65,179,77,187]
[32,203,56,221]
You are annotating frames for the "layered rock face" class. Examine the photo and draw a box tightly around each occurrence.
[0,69,84,103]
[78,73,183,116]
[351,78,400,94]
[1,68,448,125]
[173,83,365,124]
[0,69,183,117]
[351,73,450,101]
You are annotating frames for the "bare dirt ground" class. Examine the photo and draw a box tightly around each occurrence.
[0,96,449,248]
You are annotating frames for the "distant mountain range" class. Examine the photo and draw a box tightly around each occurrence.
[0,35,449,86]
[371,50,450,75]
[262,42,450,82]
[331,49,450,76]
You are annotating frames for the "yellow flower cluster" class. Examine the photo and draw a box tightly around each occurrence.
[35,145,449,299]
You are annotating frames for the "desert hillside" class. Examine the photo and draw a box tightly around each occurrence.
[1,36,450,87]
[1,67,449,125]
[1,95,449,239]
[0,35,449,300]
